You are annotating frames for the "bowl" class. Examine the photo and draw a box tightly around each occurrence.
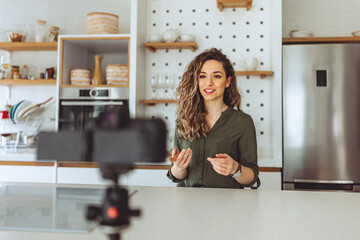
[6,30,25,42]
[179,34,195,42]
[289,30,313,38]
[351,31,360,37]
[149,34,163,42]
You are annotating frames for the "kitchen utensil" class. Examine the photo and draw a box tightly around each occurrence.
[18,97,53,119]
[351,31,360,37]
[14,100,31,123]
[289,29,313,38]
[87,12,119,34]
[10,100,25,120]
[149,34,163,42]
[163,29,179,43]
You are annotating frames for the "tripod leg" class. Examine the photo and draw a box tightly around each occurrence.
[108,232,120,240]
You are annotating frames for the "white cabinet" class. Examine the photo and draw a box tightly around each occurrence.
[128,169,177,187]
[56,167,128,185]
[0,165,55,183]
[259,172,281,190]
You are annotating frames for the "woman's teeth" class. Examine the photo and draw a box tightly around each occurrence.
[205,89,215,93]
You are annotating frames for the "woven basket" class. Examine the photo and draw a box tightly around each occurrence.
[70,69,91,85]
[86,12,119,34]
[106,65,128,86]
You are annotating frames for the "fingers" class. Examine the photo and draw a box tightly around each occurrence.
[172,148,192,169]
[212,164,228,175]
[207,154,235,176]
[180,148,192,165]
[172,148,178,157]
[215,153,229,158]
[169,148,179,162]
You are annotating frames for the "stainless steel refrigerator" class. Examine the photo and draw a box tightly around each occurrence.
[283,43,360,192]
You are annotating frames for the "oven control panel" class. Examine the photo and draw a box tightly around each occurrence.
[59,87,129,100]
[80,89,109,97]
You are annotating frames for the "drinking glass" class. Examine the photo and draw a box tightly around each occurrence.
[169,73,177,99]
[165,74,171,99]
[0,50,11,79]
[158,74,166,99]
[150,74,159,99]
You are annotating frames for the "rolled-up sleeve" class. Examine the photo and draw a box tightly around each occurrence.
[166,126,185,183]
[238,115,260,189]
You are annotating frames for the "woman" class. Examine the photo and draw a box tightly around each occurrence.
[167,48,260,189]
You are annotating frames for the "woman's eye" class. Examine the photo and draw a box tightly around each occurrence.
[214,75,222,78]
[199,75,206,79]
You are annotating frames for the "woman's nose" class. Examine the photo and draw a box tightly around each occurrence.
[205,76,214,85]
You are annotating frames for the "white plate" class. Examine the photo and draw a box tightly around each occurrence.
[352,31,360,37]
[289,30,313,38]
[14,100,31,123]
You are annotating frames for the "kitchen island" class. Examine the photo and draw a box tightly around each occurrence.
[0,183,359,240]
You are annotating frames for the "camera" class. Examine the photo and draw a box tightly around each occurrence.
[37,108,167,240]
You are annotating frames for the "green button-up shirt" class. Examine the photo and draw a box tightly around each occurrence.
[167,107,259,189]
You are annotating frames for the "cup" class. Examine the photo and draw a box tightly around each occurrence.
[240,57,257,71]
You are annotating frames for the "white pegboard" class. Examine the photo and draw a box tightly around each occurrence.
[144,0,273,157]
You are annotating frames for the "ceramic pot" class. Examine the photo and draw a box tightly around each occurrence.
[163,29,178,43]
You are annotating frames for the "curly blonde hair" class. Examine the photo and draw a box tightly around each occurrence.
[175,48,241,141]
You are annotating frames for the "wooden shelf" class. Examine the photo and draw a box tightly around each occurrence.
[60,84,129,88]
[0,42,57,51]
[235,71,273,79]
[217,0,252,11]
[140,99,177,106]
[283,36,360,44]
[0,79,56,85]
[143,42,198,52]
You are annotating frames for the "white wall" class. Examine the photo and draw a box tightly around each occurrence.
[282,0,360,37]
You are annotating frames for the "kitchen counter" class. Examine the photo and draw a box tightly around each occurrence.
[0,183,359,240]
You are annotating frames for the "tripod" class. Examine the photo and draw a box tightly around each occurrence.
[86,171,140,240]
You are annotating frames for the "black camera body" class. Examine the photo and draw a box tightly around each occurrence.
[37,109,167,174]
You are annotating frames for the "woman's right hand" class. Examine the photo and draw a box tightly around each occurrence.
[169,148,192,170]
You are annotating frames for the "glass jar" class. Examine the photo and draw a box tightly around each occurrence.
[45,67,54,79]
[10,65,20,79]
[49,26,59,42]
[35,20,47,42]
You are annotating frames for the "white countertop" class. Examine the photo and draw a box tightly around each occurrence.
[0,184,359,240]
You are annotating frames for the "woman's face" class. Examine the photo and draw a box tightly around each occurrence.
[198,60,230,103]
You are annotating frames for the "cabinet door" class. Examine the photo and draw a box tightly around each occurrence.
[57,167,128,185]
[128,169,177,187]
[258,172,281,190]
[0,165,55,183]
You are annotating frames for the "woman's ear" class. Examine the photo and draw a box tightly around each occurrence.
[226,76,231,87]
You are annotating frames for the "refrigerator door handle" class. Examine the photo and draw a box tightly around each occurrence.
[294,179,354,184]
[293,179,356,191]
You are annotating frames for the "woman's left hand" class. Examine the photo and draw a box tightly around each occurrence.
[207,153,238,176]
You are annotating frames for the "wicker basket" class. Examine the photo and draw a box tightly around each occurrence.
[106,65,128,86]
[70,69,91,85]
[86,12,119,34]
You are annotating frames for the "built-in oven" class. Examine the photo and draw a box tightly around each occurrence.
[58,88,129,131]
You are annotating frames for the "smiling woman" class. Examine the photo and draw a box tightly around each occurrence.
[167,48,260,189]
